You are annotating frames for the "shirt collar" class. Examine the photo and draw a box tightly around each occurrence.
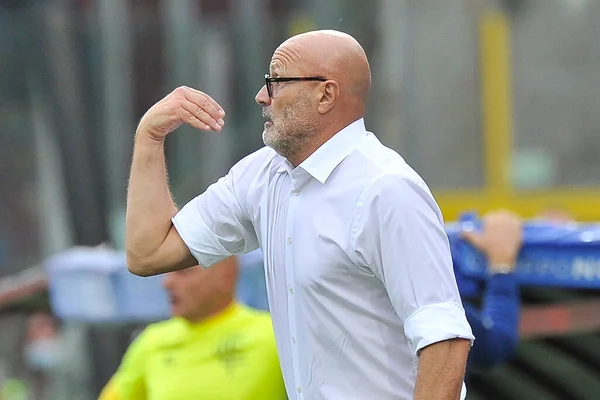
[276,118,367,184]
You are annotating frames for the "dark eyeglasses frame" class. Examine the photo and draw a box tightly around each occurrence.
[264,74,327,98]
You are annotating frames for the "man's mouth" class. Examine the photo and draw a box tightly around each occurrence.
[262,109,273,122]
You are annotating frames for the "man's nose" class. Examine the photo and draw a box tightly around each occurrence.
[256,85,271,106]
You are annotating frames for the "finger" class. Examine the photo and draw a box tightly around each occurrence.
[183,87,225,119]
[180,92,223,128]
[181,102,222,132]
[181,109,212,132]
[185,87,225,116]
[460,230,485,251]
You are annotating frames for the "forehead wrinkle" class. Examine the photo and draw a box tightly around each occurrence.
[270,45,305,75]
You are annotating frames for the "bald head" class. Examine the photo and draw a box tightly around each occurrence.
[163,257,239,323]
[273,30,371,108]
[258,30,372,165]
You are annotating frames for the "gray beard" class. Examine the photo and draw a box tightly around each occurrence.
[263,125,313,160]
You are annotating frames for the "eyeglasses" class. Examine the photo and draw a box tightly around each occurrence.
[264,74,327,98]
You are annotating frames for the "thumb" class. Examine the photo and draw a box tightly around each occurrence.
[460,230,485,251]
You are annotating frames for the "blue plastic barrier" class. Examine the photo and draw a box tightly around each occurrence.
[448,214,600,289]
[44,246,170,322]
[45,247,270,322]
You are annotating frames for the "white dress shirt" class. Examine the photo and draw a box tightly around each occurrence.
[173,118,474,400]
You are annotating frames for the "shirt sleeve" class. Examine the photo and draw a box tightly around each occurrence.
[172,152,263,268]
[465,273,520,368]
[352,175,475,356]
[111,330,150,400]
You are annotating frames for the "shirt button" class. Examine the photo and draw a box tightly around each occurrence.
[287,237,292,244]
[296,386,302,393]
[292,190,300,196]
[288,286,294,294]
[292,336,296,344]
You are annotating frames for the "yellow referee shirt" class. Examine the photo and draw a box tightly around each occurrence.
[99,303,286,400]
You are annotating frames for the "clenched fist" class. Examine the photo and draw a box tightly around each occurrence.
[137,86,226,141]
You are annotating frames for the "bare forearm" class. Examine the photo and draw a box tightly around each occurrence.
[126,132,178,266]
[124,87,225,274]
[414,338,471,400]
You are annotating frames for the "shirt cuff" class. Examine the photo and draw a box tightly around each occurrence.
[172,206,230,268]
[404,301,475,356]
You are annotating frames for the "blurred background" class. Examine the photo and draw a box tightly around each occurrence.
[1,0,600,399]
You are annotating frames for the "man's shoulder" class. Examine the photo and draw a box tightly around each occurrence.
[348,141,428,194]
[232,305,275,339]
[133,318,185,347]
[234,304,272,326]
[348,142,436,210]
[353,137,412,175]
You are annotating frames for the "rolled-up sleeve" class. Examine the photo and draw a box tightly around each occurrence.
[404,301,473,356]
[352,174,474,356]
[172,154,262,268]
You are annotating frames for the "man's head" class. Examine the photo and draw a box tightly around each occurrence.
[256,30,371,165]
[163,256,239,323]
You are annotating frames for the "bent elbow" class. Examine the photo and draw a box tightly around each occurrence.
[126,253,159,277]
[128,264,152,277]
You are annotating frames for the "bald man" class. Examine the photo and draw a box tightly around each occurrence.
[99,257,284,400]
[126,30,474,400]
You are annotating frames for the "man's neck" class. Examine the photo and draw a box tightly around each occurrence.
[185,298,235,324]
[287,135,331,167]
[287,115,362,167]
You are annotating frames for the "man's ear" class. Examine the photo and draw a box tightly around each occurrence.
[317,80,340,114]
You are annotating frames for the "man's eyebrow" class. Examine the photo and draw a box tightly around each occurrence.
[269,62,282,76]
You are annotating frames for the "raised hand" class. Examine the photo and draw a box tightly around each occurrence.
[461,210,523,271]
[137,86,226,141]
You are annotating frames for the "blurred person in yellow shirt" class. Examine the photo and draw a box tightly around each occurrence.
[99,256,285,400]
